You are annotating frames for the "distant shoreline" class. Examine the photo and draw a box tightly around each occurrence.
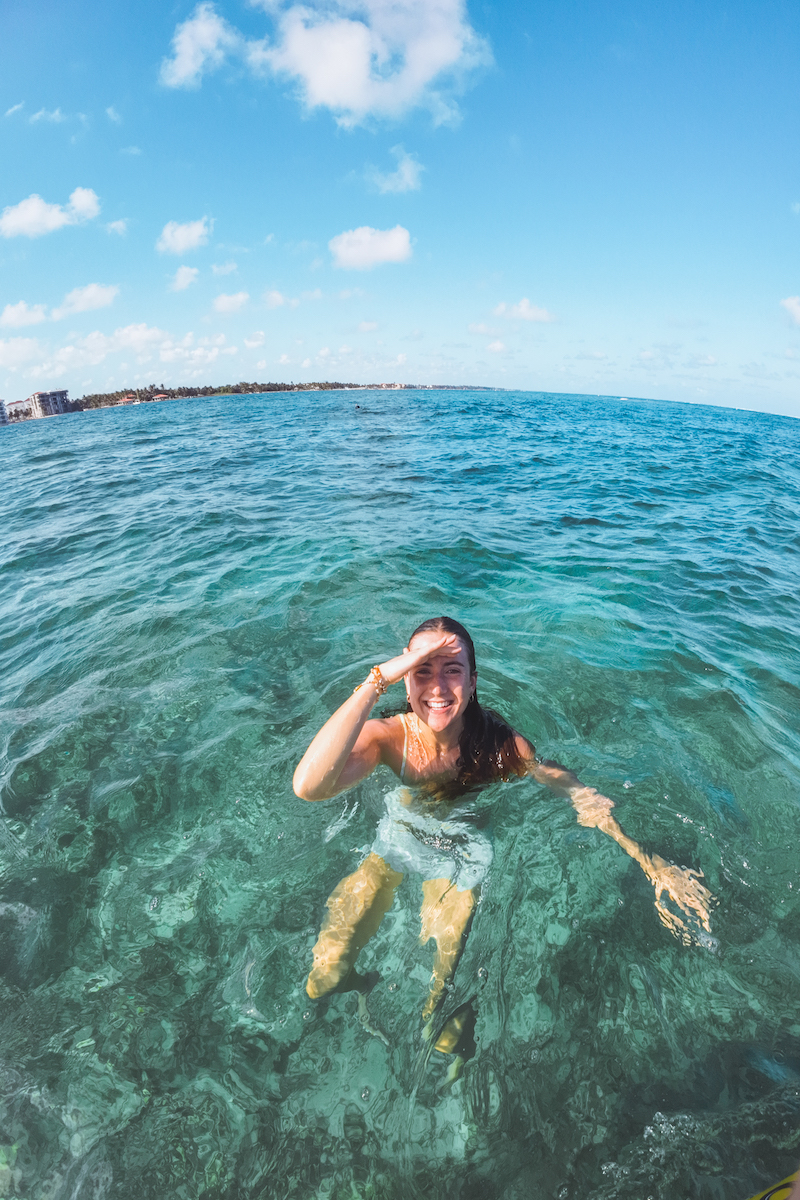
[4,381,500,424]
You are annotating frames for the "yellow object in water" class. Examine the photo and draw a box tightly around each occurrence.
[746,1171,798,1200]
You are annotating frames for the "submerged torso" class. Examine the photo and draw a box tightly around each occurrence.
[369,714,493,890]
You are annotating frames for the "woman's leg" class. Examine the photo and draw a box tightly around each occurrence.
[306,853,403,999]
[419,878,477,1021]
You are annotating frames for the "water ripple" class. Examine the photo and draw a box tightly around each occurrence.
[1,391,800,1198]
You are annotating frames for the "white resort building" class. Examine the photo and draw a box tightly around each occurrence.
[29,390,70,417]
[5,391,70,421]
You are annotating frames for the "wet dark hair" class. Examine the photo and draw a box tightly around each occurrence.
[407,616,529,793]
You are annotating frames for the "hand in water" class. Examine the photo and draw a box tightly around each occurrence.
[644,854,715,946]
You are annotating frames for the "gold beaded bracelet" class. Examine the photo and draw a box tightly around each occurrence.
[354,665,388,697]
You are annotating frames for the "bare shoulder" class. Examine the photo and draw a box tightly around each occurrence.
[358,712,405,758]
[361,712,405,739]
[513,731,537,763]
[361,712,406,773]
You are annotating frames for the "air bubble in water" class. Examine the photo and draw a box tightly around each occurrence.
[361,1088,370,1101]
[623,780,632,789]
[478,967,488,981]
[303,1010,312,1021]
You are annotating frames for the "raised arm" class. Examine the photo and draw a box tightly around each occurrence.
[293,632,461,801]
[521,742,714,946]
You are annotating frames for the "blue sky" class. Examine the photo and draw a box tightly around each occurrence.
[2,0,800,416]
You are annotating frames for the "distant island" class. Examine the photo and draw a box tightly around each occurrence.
[2,381,498,424]
[77,381,496,407]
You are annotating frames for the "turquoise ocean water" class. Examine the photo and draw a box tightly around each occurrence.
[1,389,800,1199]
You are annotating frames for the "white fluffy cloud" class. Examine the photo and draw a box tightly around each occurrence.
[213,291,249,312]
[358,320,378,332]
[0,337,40,370]
[781,296,800,326]
[494,298,553,322]
[68,188,101,221]
[30,107,65,123]
[367,146,424,193]
[264,290,285,308]
[244,331,265,348]
[160,331,237,365]
[487,340,505,352]
[156,217,212,254]
[0,187,100,239]
[159,2,240,88]
[161,0,489,124]
[170,266,200,291]
[52,284,119,321]
[0,324,239,379]
[44,326,159,374]
[106,219,128,236]
[1,301,47,328]
[258,0,489,124]
[329,224,411,270]
[212,261,237,275]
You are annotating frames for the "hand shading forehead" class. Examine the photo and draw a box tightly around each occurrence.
[409,640,472,669]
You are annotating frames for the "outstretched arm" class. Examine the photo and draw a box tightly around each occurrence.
[293,632,461,801]
[522,745,714,945]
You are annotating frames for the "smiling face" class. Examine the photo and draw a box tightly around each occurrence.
[405,633,477,734]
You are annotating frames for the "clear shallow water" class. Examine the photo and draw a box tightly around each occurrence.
[1,389,800,1200]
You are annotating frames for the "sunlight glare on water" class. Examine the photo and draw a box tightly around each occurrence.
[1,389,800,1199]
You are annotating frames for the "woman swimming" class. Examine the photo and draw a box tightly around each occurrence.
[293,617,714,1048]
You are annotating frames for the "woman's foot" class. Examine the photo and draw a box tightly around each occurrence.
[432,1001,477,1057]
